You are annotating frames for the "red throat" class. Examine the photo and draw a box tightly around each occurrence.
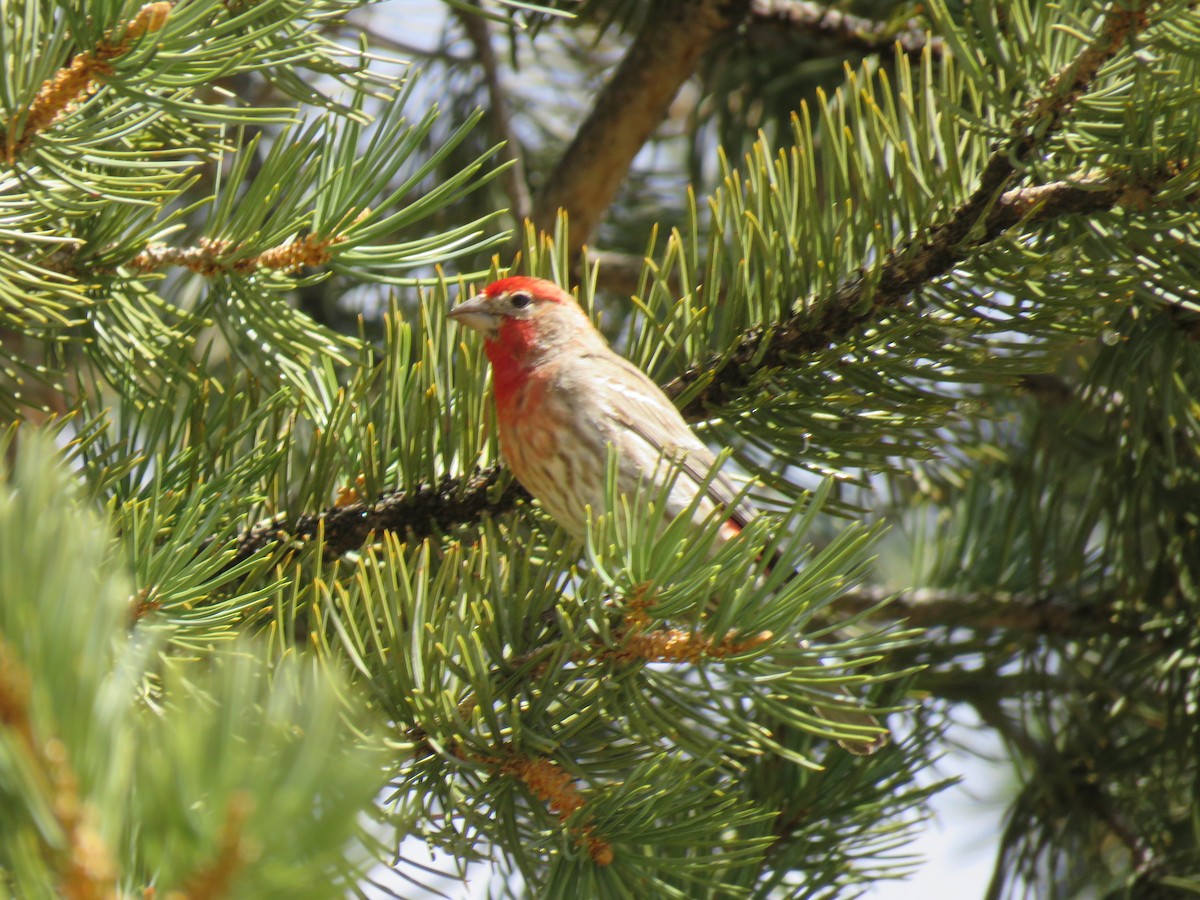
[485,317,541,413]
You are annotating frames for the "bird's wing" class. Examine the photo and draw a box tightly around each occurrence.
[599,355,759,529]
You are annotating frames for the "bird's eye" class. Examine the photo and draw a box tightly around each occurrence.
[510,291,532,309]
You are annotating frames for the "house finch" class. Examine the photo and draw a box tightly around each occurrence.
[449,276,886,754]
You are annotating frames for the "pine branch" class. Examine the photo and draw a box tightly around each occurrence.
[122,199,373,278]
[666,0,1169,413]
[127,229,357,276]
[531,0,751,254]
[3,2,172,161]
[230,468,528,566]
[983,757,1169,900]
[454,744,614,865]
[0,641,116,899]
[406,605,774,765]
[748,0,941,57]
[666,168,1172,412]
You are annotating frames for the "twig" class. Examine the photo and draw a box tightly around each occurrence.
[748,0,941,57]
[456,3,533,224]
[454,744,613,865]
[609,625,774,664]
[128,214,367,276]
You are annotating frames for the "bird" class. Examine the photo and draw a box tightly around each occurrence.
[449,275,887,755]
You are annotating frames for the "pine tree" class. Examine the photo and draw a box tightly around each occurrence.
[2,1,1198,898]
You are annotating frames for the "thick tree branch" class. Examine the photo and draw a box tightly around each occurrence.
[229,467,528,566]
[531,0,751,255]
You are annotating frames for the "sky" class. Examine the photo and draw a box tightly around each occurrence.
[866,725,1010,899]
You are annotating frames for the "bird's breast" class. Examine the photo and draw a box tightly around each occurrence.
[494,370,607,538]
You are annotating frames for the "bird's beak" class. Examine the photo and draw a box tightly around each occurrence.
[447,293,499,335]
